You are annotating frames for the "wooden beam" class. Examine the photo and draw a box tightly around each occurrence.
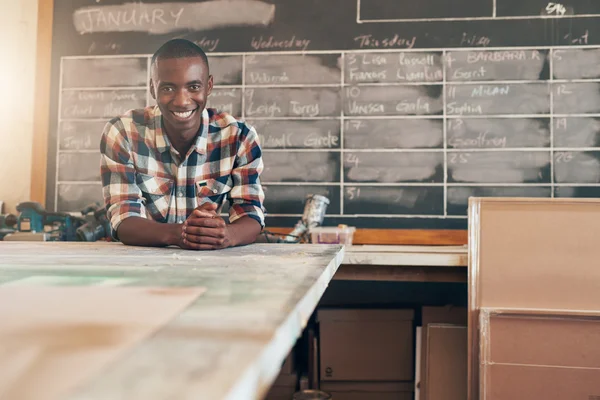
[266,228,468,246]
[30,0,54,206]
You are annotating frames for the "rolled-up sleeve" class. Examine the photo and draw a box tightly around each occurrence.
[100,119,146,236]
[227,123,266,228]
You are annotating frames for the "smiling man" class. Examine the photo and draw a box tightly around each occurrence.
[100,39,265,250]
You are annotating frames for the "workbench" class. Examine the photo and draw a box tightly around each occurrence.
[340,245,468,283]
[0,242,344,400]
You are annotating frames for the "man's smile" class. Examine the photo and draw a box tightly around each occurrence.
[171,108,197,121]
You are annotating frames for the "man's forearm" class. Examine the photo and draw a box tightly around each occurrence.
[227,216,262,247]
[117,217,181,247]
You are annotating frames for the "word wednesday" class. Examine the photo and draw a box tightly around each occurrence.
[251,36,311,51]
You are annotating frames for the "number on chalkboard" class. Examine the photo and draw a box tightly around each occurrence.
[447,119,464,131]
[444,53,456,68]
[449,153,470,164]
[346,187,361,200]
[346,54,357,65]
[447,86,457,99]
[349,120,363,130]
[346,87,361,99]
[555,118,567,130]
[555,152,573,163]
[555,84,572,96]
[345,153,360,168]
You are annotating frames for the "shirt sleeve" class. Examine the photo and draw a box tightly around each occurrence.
[100,119,147,238]
[227,122,266,228]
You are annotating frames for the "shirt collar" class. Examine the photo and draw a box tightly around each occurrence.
[153,106,209,155]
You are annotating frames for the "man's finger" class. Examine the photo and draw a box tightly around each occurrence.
[183,234,225,246]
[183,240,217,250]
[185,218,225,228]
[196,202,219,212]
[190,209,216,219]
[184,226,226,238]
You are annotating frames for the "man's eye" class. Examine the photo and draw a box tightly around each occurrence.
[190,85,201,91]
[161,87,174,92]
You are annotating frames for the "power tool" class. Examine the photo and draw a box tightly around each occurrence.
[2,202,111,242]
[0,213,17,240]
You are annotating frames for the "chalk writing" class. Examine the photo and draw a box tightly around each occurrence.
[470,85,510,97]
[460,33,491,47]
[290,102,319,117]
[73,1,275,34]
[249,72,290,84]
[246,102,281,117]
[448,132,507,148]
[353,34,417,49]
[250,36,310,51]
[555,152,573,163]
[446,103,483,115]
[304,132,339,148]
[259,133,293,148]
[193,37,220,52]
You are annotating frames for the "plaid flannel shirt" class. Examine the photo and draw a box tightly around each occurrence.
[100,106,265,237]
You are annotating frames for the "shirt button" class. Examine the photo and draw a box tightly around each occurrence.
[212,188,218,194]
[177,191,184,197]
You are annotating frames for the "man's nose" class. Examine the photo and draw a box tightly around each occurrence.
[173,89,191,107]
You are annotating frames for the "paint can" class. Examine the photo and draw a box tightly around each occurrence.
[302,194,330,227]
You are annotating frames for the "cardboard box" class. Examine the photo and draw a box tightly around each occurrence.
[480,309,600,400]
[415,326,421,400]
[420,306,467,400]
[318,308,414,381]
[468,197,600,400]
[425,324,467,400]
[320,381,414,400]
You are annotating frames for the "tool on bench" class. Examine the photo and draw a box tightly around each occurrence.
[0,213,17,240]
[2,202,111,242]
[259,194,330,244]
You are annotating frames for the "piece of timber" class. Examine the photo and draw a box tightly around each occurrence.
[0,242,344,400]
[335,245,468,283]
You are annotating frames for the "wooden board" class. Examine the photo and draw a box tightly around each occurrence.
[343,244,467,267]
[0,242,344,400]
[267,228,468,245]
[0,286,204,400]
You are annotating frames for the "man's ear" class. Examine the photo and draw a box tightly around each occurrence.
[207,75,214,97]
[149,79,156,100]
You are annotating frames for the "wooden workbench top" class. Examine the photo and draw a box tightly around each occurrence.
[0,242,344,400]
[343,245,468,267]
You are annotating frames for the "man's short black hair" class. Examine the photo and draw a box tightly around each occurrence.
[151,39,209,72]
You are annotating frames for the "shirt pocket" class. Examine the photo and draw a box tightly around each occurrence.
[196,175,233,208]
[136,172,174,222]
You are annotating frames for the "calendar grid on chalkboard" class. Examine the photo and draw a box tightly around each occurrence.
[549,48,555,198]
[146,57,152,108]
[55,57,64,213]
[442,49,448,216]
[340,52,346,215]
[357,0,600,23]
[53,46,600,224]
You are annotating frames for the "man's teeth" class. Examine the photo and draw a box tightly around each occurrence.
[173,110,193,118]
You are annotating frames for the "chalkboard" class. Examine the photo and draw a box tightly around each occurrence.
[46,0,600,229]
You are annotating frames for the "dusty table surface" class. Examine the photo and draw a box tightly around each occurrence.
[0,242,344,400]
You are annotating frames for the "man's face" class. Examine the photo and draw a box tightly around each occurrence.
[150,56,213,135]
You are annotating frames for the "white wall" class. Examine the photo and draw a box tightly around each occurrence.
[0,0,39,214]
